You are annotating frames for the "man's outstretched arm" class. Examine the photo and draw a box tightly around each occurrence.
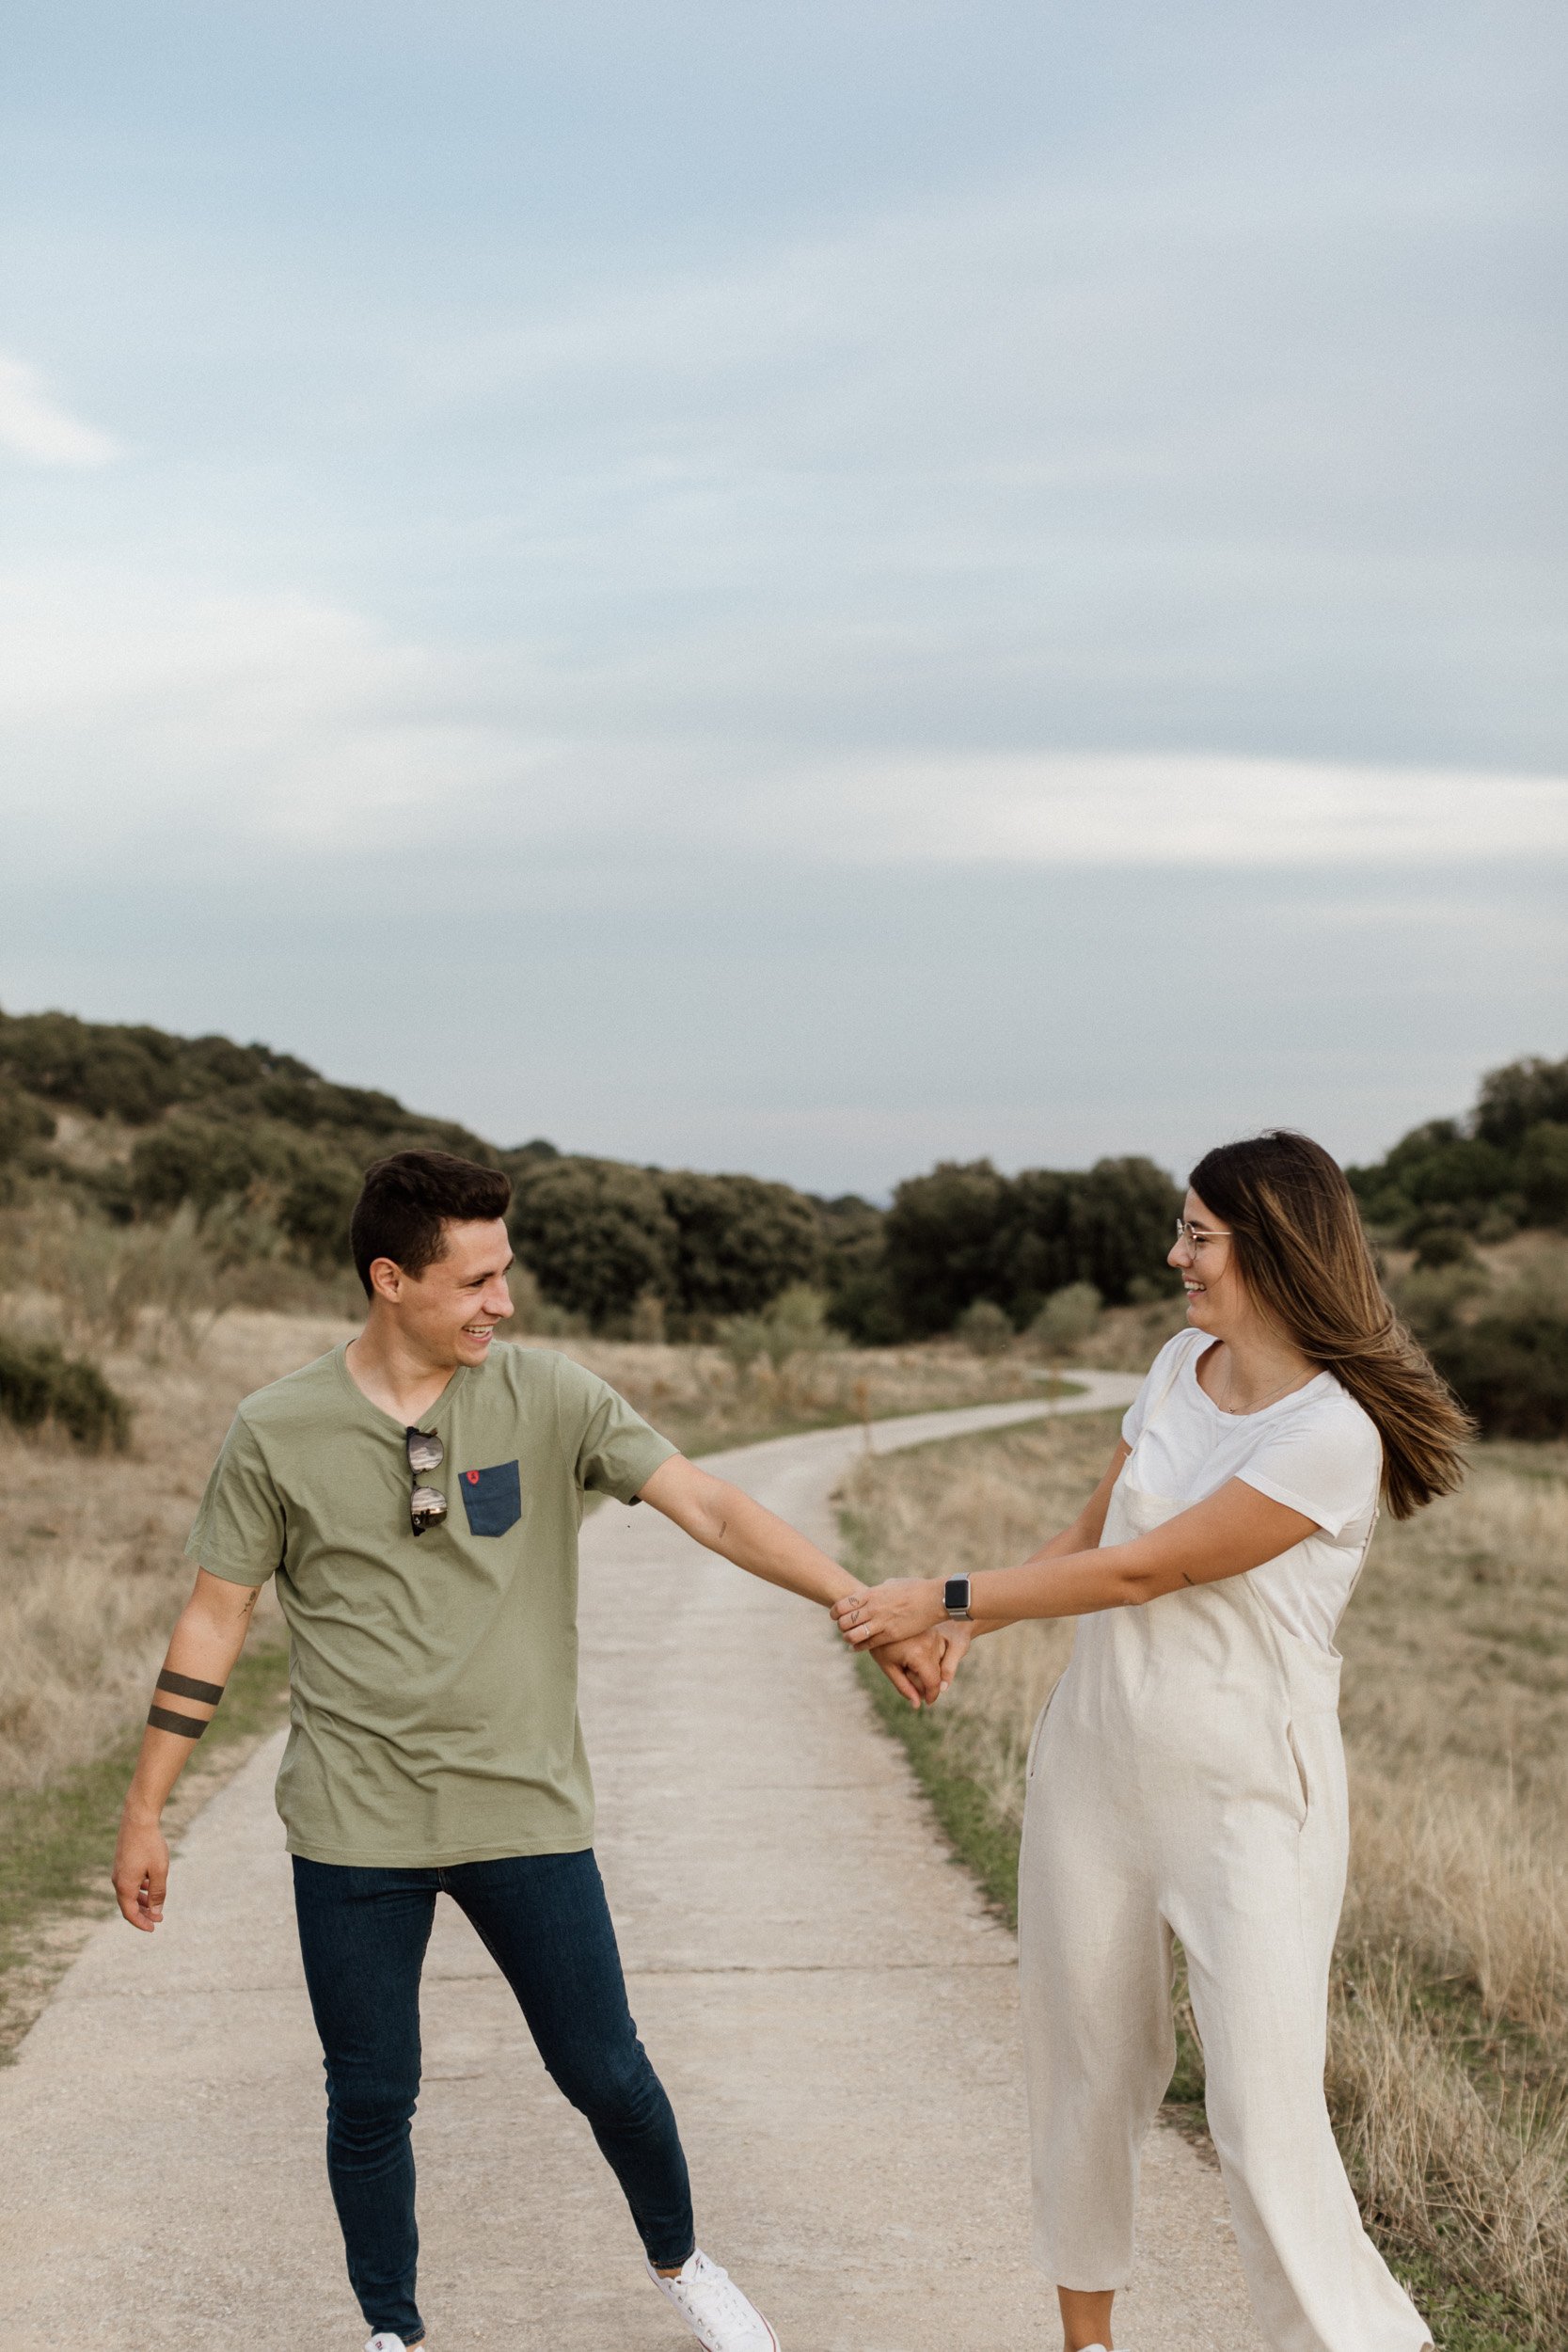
[636,1455,943,1706]
[111,1568,263,1931]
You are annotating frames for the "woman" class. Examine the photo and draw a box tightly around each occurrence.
[833,1131,1467,2352]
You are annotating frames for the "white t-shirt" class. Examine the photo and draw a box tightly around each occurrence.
[1119,1330,1382,1651]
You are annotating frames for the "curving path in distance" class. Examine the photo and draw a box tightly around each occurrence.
[0,1378,1262,2350]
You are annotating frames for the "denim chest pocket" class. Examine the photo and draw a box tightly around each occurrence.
[458,1460,522,1536]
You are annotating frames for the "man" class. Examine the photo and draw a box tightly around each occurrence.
[113,1149,947,2352]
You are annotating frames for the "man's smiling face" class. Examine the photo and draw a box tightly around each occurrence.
[371,1216,516,1370]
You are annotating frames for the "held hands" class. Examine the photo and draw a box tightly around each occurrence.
[853,1612,974,1711]
[833,1577,948,1652]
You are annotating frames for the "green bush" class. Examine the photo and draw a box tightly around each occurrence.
[0,1087,55,1168]
[0,1331,131,1450]
[129,1116,287,1216]
[760,1283,839,1368]
[957,1299,1014,1358]
[715,1311,771,1375]
[277,1150,362,1270]
[1429,1297,1568,1440]
[718,1285,839,1375]
[1390,1262,1491,1348]
[1031,1280,1104,1355]
[1411,1225,1476,1271]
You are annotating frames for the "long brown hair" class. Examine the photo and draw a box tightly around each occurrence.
[1188,1130,1471,1518]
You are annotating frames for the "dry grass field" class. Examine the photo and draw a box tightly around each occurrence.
[838,1412,1568,2347]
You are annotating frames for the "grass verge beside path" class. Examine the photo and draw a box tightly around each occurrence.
[840,1408,1566,2352]
[0,1637,292,2062]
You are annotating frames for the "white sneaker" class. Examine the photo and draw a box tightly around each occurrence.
[365,2335,424,2351]
[645,2248,780,2350]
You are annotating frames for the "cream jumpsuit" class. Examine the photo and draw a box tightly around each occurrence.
[1017,1353,1431,2352]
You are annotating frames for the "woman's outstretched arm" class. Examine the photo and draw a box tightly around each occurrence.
[837,1465,1315,1650]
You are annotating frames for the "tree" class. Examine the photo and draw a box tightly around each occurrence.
[875,1152,1180,1337]
[997,1168,1078,1321]
[819,1195,900,1344]
[1518,1122,1568,1228]
[1349,1052,1568,1239]
[1063,1157,1183,1305]
[1472,1056,1568,1150]
[509,1158,678,1327]
[882,1160,1013,1336]
[658,1170,821,1325]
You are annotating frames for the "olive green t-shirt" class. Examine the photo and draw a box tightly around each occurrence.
[186,1341,677,1867]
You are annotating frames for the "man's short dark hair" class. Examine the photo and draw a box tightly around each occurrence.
[350,1151,513,1296]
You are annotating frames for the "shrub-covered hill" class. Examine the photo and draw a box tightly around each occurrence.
[0,1006,499,1148]
[0,1005,504,1272]
[6,1008,1561,1432]
[0,1007,846,1325]
[0,1005,1186,1343]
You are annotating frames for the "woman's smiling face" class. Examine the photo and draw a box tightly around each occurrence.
[1168,1188,1246,1335]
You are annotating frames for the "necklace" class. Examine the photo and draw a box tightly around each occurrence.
[1217,1355,1315,1416]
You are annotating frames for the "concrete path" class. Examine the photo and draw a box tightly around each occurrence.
[0,1383,1263,2351]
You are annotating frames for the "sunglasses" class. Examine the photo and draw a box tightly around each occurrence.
[405,1426,448,1536]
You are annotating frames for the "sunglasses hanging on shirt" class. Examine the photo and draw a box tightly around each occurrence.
[405,1426,448,1536]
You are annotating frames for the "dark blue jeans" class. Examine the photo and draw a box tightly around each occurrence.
[293,1851,694,2344]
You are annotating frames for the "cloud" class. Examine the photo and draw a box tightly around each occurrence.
[735,754,1568,867]
[0,574,528,854]
[0,355,121,469]
[2,571,1563,879]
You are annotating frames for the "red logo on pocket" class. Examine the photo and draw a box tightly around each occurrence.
[467,1470,480,1485]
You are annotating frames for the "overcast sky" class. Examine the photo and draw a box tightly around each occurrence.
[3,2,1564,1195]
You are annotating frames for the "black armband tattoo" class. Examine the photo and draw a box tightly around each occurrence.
[157,1668,226,1707]
[148,1705,209,1739]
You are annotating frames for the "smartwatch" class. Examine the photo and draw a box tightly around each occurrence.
[943,1575,973,1622]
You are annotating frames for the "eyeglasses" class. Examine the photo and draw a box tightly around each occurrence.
[1173,1218,1233,1255]
[405,1426,447,1536]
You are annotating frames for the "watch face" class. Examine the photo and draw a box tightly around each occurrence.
[944,1578,968,1611]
